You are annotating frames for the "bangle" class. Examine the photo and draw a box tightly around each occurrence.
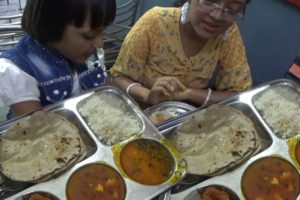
[201,88,212,108]
[126,83,142,96]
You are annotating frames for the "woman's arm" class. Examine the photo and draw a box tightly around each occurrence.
[173,87,236,105]
[113,75,186,105]
[112,76,150,103]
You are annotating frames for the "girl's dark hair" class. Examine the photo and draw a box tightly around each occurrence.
[22,0,116,44]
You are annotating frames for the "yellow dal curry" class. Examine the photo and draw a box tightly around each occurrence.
[120,139,174,185]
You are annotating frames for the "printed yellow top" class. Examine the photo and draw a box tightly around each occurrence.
[110,7,252,91]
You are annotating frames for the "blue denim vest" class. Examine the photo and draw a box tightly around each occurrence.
[0,36,107,106]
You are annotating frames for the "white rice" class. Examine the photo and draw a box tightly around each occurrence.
[254,86,300,138]
[78,93,141,145]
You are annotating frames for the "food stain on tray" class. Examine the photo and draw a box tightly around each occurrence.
[78,92,143,145]
[113,138,175,185]
[66,163,126,200]
[241,156,300,200]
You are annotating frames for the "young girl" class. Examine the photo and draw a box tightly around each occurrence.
[0,0,116,118]
[111,0,252,107]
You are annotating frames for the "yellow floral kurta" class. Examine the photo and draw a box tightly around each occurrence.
[110,7,252,92]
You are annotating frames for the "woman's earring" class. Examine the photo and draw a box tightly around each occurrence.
[180,2,190,24]
[222,26,232,40]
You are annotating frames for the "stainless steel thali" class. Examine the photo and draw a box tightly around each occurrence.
[156,79,300,200]
[0,86,187,200]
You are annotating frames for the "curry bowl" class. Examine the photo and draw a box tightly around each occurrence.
[182,184,240,200]
[241,156,300,200]
[112,136,187,186]
[66,162,126,200]
[21,191,60,200]
[287,135,300,170]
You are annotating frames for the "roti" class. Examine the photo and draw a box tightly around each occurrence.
[0,111,85,182]
[169,104,260,175]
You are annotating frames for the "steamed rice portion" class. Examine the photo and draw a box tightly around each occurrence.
[78,93,141,145]
[254,86,300,138]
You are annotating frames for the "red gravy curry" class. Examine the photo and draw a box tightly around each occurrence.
[120,139,174,185]
[242,156,300,200]
[25,192,58,200]
[66,163,126,200]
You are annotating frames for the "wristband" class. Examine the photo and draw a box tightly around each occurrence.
[126,83,141,96]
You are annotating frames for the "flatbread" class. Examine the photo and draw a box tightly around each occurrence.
[0,111,85,182]
[169,104,260,175]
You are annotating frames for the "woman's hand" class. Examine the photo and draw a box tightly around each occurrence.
[145,76,186,104]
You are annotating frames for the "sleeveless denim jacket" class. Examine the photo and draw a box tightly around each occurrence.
[0,36,107,106]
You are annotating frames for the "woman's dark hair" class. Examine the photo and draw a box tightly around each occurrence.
[22,0,116,44]
[174,0,252,7]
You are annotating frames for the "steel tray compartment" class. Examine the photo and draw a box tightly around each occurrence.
[252,81,300,139]
[157,102,272,193]
[166,79,300,200]
[52,108,98,157]
[0,108,98,199]
[76,89,145,146]
[160,101,272,154]
[3,86,187,200]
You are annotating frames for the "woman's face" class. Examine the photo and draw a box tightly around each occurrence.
[49,14,104,64]
[188,0,247,39]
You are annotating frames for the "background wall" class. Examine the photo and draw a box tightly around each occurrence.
[137,0,300,86]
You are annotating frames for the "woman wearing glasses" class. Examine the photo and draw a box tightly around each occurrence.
[110,0,252,107]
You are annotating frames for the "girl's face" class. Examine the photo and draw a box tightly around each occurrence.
[188,0,247,39]
[49,14,104,64]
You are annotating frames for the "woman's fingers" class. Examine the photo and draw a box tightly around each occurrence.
[169,78,186,91]
[151,76,187,104]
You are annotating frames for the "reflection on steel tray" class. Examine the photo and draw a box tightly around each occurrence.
[0,86,187,200]
[157,79,300,200]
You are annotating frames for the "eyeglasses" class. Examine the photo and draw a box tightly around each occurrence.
[197,0,244,22]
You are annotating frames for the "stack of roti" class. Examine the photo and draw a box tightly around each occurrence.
[169,104,260,175]
[0,111,86,182]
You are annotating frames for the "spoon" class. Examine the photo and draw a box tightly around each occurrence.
[156,189,171,200]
